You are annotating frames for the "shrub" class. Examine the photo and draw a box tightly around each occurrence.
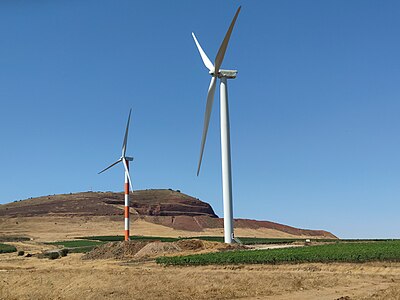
[39,251,61,260]
[60,249,69,257]
[0,243,17,254]
[17,250,25,256]
[47,252,60,260]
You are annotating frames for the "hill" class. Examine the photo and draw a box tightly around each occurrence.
[0,190,217,218]
[0,189,337,240]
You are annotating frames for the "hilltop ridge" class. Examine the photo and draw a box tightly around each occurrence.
[0,189,217,218]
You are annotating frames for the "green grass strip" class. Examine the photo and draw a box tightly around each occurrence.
[156,241,400,265]
[67,246,99,253]
[46,240,106,253]
[77,235,179,242]
[47,240,105,248]
[76,235,333,245]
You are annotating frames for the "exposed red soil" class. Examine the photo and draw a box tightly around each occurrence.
[0,190,217,218]
[0,189,337,239]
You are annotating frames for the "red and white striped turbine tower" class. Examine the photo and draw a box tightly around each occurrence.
[99,109,134,241]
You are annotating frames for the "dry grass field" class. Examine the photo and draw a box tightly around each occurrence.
[0,216,331,242]
[0,193,397,299]
[1,240,400,300]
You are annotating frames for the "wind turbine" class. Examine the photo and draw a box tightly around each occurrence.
[98,109,134,241]
[192,6,241,244]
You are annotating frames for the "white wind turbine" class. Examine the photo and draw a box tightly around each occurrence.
[192,6,241,244]
[98,109,134,241]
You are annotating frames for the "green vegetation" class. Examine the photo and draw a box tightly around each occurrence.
[77,235,331,245]
[67,246,96,254]
[0,243,17,254]
[191,236,302,245]
[78,235,179,242]
[46,240,106,253]
[48,240,105,248]
[156,241,400,266]
[76,235,400,244]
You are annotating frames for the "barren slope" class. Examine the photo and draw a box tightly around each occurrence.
[0,190,337,240]
[0,190,217,218]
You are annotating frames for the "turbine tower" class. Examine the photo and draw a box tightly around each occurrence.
[99,109,134,241]
[192,7,241,244]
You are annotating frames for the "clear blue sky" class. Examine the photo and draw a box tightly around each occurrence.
[1,1,399,239]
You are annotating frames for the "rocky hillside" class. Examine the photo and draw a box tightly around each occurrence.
[0,190,217,218]
[0,189,337,239]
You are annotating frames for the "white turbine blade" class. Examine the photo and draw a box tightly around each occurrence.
[197,76,217,176]
[192,32,214,72]
[214,6,241,74]
[98,158,122,174]
[122,158,134,191]
[122,109,132,157]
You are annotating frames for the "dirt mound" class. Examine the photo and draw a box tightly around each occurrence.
[176,239,205,251]
[82,241,150,260]
[82,240,192,260]
[134,242,181,259]
[82,239,249,261]
[220,243,248,251]
[134,239,207,259]
[82,240,205,260]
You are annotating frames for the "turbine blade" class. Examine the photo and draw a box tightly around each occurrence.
[98,158,122,174]
[192,32,214,72]
[214,6,241,74]
[122,109,132,157]
[197,76,217,176]
[122,158,134,192]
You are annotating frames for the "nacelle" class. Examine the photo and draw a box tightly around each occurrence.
[209,69,238,79]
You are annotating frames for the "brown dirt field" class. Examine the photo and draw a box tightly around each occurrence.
[0,246,399,300]
[0,216,331,242]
